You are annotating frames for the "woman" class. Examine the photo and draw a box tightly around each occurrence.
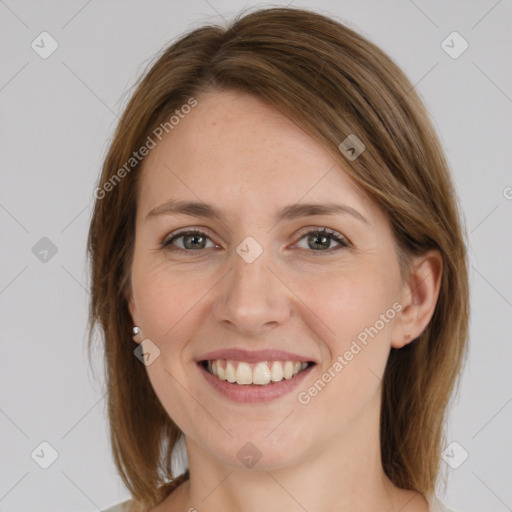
[88,6,469,512]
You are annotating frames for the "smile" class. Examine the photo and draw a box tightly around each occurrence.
[201,359,312,386]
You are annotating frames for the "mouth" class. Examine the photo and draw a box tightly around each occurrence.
[199,359,316,386]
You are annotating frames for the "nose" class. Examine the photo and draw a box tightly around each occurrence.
[212,249,292,336]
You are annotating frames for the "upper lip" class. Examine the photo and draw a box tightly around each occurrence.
[196,348,316,364]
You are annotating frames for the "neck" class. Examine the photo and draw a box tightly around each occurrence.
[166,392,427,512]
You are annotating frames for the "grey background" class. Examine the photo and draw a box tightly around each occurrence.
[1,0,511,511]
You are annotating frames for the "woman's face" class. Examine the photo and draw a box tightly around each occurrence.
[129,89,410,470]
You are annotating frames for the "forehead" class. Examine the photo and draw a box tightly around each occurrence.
[137,90,376,222]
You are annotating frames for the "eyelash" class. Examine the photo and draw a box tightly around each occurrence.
[160,227,350,256]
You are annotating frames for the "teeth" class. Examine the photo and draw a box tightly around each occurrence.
[270,360,284,382]
[283,361,294,379]
[226,361,236,383]
[236,362,253,385]
[253,362,271,385]
[206,359,310,386]
[217,362,226,380]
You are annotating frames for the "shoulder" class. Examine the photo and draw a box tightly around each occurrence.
[105,492,458,512]
[426,493,457,512]
[103,498,136,512]
[104,471,190,512]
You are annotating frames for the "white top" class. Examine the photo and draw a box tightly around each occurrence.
[104,492,456,511]
[428,493,456,511]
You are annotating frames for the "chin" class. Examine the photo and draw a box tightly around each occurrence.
[209,433,306,472]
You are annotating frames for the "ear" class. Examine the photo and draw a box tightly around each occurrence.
[126,283,138,325]
[392,249,443,349]
[127,288,144,345]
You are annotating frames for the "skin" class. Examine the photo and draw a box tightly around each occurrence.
[128,90,442,512]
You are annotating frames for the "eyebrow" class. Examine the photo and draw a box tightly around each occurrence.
[145,199,369,225]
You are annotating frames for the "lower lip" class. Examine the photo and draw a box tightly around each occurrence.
[197,362,315,403]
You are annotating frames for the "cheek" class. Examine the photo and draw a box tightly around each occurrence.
[293,264,396,346]
[293,264,397,394]
[131,255,207,338]
[291,270,396,435]
[131,262,209,430]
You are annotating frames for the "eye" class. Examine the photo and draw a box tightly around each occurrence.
[161,228,219,253]
[294,227,350,253]
[160,227,350,255]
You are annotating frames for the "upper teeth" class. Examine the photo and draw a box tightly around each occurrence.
[207,360,309,385]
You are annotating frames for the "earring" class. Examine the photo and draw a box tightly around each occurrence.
[404,333,412,340]
[132,326,143,342]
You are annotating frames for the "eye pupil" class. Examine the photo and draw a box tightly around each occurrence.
[163,228,346,254]
[183,233,206,250]
[309,233,331,250]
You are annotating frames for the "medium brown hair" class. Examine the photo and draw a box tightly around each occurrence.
[87,6,470,509]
